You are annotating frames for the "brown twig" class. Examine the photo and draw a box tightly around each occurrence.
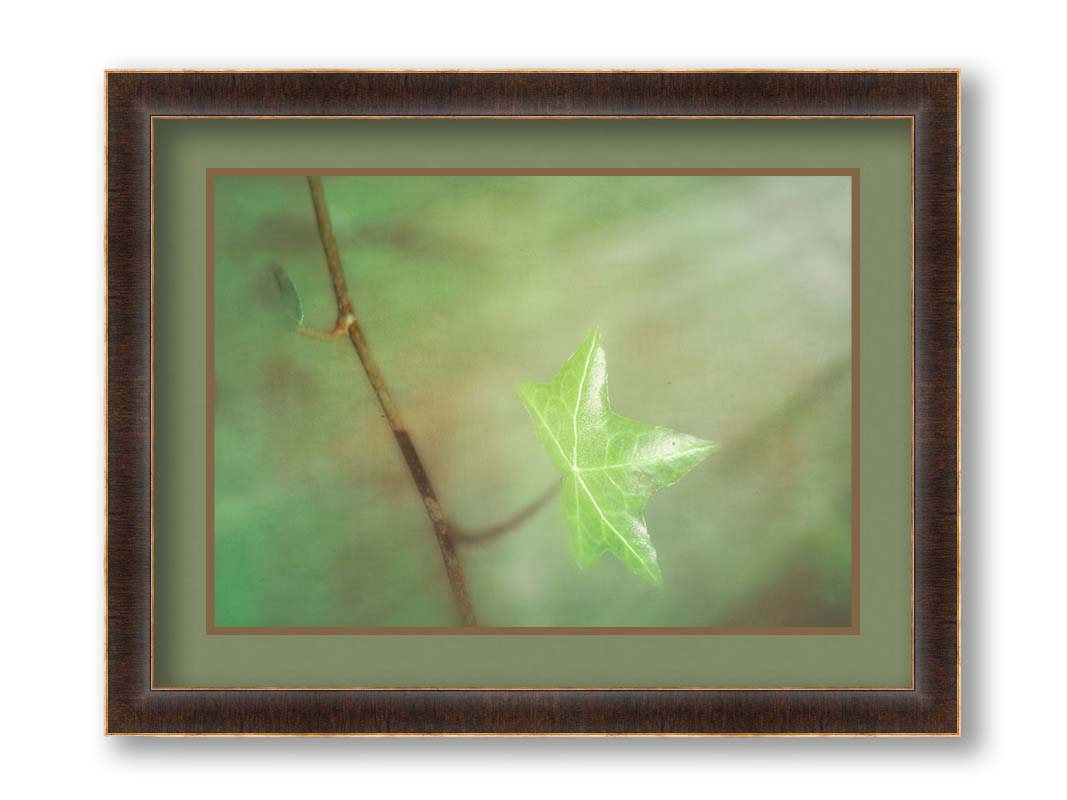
[450,483,560,544]
[296,317,352,341]
[306,176,478,626]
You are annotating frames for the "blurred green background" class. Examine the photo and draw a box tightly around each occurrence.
[213,174,852,628]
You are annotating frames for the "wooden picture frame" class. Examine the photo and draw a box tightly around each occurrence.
[105,70,960,735]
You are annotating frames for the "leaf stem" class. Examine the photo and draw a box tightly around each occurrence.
[306,176,478,627]
[450,483,560,544]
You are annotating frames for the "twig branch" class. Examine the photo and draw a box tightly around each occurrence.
[306,176,478,627]
[450,483,560,544]
[296,315,353,341]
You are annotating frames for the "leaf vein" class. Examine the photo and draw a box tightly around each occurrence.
[574,472,655,582]
[572,335,597,467]
[527,398,572,468]
[574,446,709,473]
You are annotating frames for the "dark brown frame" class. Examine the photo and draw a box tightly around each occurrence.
[106,70,960,735]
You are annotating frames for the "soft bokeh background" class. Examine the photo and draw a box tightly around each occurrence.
[213,174,852,628]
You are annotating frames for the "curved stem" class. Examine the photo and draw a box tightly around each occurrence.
[450,483,560,544]
[306,176,478,627]
[295,314,353,341]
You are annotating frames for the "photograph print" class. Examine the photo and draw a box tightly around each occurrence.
[208,169,857,632]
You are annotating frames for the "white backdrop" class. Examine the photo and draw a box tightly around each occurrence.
[0,1,1057,795]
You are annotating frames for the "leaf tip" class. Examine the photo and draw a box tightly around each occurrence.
[678,436,716,465]
[697,437,718,455]
[645,565,664,588]
[632,554,663,587]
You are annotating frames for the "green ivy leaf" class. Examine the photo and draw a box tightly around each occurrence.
[269,263,304,326]
[520,328,714,586]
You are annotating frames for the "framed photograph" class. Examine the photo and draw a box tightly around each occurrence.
[105,70,960,735]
